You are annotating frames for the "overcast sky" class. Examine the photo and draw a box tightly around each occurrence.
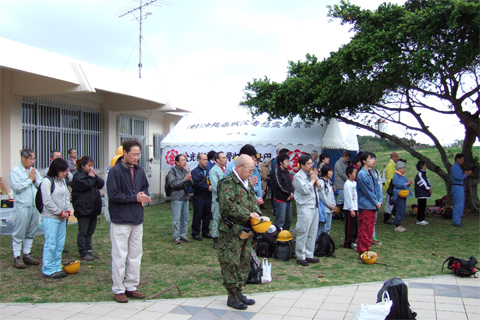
[0,0,471,145]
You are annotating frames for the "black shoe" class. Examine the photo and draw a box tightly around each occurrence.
[44,271,63,279]
[192,235,202,241]
[453,223,464,227]
[236,288,255,305]
[306,258,320,263]
[227,288,247,310]
[81,253,95,261]
[384,220,394,225]
[296,259,309,266]
[88,250,100,259]
[213,238,219,250]
[203,233,214,239]
[63,249,69,253]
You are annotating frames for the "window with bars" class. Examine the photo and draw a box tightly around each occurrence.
[22,97,104,172]
[118,114,149,169]
[153,133,164,160]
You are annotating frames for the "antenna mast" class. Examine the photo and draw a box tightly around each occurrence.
[118,0,169,78]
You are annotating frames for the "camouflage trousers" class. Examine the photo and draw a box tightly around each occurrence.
[217,230,252,289]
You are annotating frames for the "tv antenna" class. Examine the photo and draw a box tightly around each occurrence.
[118,0,172,78]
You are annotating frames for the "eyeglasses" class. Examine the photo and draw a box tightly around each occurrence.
[242,164,255,171]
[27,157,36,161]
[129,153,142,158]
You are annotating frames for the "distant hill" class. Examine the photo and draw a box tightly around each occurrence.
[358,135,432,152]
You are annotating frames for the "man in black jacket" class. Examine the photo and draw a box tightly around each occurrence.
[107,140,151,304]
[272,153,294,230]
[191,153,213,241]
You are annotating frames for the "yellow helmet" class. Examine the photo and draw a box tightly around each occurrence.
[277,230,293,242]
[116,146,123,156]
[110,155,122,168]
[62,260,80,274]
[360,251,378,265]
[251,216,272,233]
[398,190,410,198]
[333,207,341,214]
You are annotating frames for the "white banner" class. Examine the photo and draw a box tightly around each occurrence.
[161,144,314,174]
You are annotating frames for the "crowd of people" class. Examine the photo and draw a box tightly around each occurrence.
[7,140,472,307]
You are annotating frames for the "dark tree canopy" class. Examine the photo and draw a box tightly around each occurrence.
[241,0,479,210]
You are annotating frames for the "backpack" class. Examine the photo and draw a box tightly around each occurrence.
[246,248,263,284]
[442,207,453,219]
[274,240,295,261]
[386,180,394,197]
[35,176,55,213]
[252,232,277,258]
[164,173,172,197]
[442,256,478,278]
[314,232,335,257]
[377,278,417,320]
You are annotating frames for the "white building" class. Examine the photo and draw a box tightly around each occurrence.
[0,37,185,197]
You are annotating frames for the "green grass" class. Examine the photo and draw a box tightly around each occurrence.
[0,147,478,303]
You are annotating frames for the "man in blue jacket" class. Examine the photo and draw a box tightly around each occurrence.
[191,153,213,241]
[107,140,151,303]
[356,152,383,257]
[451,154,472,227]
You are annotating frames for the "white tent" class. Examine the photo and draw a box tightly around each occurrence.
[160,113,358,172]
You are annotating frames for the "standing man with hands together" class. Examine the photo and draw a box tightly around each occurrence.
[9,149,43,269]
[293,154,321,267]
[107,140,151,303]
[218,155,260,310]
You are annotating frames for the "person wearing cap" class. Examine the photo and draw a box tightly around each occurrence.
[218,155,260,310]
[383,152,399,224]
[392,160,413,232]
[450,154,472,227]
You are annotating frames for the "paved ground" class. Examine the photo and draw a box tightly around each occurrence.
[0,274,478,320]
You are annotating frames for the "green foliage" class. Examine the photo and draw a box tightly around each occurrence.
[358,135,431,152]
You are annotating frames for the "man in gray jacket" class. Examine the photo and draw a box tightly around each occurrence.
[292,154,321,267]
[167,154,194,244]
[334,152,350,209]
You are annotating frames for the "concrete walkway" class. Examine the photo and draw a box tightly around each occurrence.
[1,275,478,320]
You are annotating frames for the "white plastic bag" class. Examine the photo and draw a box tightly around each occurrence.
[261,258,272,284]
[353,291,392,320]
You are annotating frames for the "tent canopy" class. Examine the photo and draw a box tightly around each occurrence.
[160,113,359,151]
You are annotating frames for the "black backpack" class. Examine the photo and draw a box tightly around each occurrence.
[165,173,172,197]
[275,240,295,261]
[252,230,278,258]
[246,248,263,284]
[314,232,335,257]
[377,278,417,320]
[442,256,478,278]
[35,176,54,213]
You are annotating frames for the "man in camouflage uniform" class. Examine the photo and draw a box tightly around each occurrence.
[218,155,260,310]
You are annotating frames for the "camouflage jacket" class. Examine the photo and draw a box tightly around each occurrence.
[218,170,260,236]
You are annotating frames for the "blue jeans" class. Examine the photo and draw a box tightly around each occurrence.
[317,210,332,235]
[41,217,66,276]
[337,189,345,205]
[394,197,407,226]
[451,185,465,225]
[171,200,190,240]
[275,201,292,231]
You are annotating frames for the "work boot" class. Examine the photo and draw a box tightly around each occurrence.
[236,287,255,305]
[226,288,247,310]
[213,238,219,250]
[22,254,40,265]
[14,256,26,269]
[88,250,100,259]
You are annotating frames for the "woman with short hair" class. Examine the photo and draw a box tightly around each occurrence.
[71,156,104,261]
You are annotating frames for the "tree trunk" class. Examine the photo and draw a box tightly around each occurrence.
[462,126,480,213]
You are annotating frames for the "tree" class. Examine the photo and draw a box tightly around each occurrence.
[241,0,479,211]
